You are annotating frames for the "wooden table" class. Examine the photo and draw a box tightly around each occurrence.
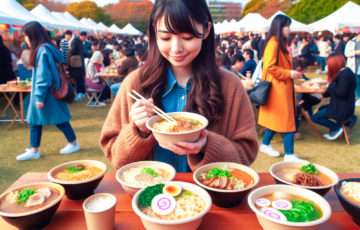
[1,172,359,230]
[0,87,31,130]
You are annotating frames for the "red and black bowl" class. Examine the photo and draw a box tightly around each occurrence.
[334,178,360,226]
[0,182,64,230]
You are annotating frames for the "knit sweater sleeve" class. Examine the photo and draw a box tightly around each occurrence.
[188,71,258,170]
[100,70,156,169]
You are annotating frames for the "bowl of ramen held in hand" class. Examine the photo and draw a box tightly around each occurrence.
[193,162,260,208]
[0,182,64,230]
[248,184,331,230]
[334,178,360,226]
[116,161,176,196]
[48,160,107,200]
[146,112,208,150]
[270,161,338,196]
[132,181,211,230]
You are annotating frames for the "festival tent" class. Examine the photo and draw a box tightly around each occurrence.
[30,4,68,30]
[0,10,26,25]
[80,18,104,32]
[109,24,123,34]
[98,22,110,32]
[63,11,93,32]
[237,13,267,32]
[309,1,360,33]
[0,0,51,28]
[120,23,143,35]
[215,19,230,34]
[51,12,78,31]
[266,11,311,32]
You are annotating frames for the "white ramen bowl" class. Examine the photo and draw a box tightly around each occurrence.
[146,112,208,150]
[116,161,176,196]
[248,184,331,230]
[132,181,212,230]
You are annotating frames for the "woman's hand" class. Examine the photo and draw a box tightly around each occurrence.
[130,98,156,135]
[290,70,302,79]
[168,130,208,155]
[36,102,44,109]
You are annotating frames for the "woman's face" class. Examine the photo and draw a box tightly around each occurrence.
[24,35,31,48]
[156,16,210,70]
[282,25,290,39]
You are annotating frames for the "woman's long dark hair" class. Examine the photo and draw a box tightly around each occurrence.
[139,0,224,125]
[22,21,53,67]
[264,14,292,55]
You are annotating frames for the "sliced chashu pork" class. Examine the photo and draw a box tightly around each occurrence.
[36,187,52,199]
[24,193,45,208]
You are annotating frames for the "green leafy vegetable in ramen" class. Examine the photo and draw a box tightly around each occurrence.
[175,190,192,201]
[300,164,319,175]
[206,168,232,179]
[66,164,85,174]
[141,168,158,178]
[280,200,320,222]
[139,184,165,207]
[17,189,35,204]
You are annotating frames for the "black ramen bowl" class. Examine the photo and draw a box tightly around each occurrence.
[269,161,339,196]
[0,182,65,230]
[193,162,260,208]
[334,178,360,226]
[48,160,107,200]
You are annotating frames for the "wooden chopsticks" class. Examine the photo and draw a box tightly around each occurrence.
[128,90,177,124]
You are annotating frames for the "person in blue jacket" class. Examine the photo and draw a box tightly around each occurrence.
[16,21,80,161]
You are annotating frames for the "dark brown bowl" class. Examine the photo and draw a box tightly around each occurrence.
[334,178,360,226]
[193,162,260,208]
[0,182,64,230]
[269,161,339,196]
[48,160,107,200]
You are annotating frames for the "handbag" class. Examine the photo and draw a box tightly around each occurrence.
[69,55,82,68]
[248,46,280,105]
[51,63,75,103]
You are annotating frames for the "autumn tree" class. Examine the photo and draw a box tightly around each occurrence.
[65,0,112,25]
[286,0,360,24]
[242,0,293,18]
[104,0,153,33]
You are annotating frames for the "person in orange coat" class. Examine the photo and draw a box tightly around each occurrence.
[258,15,305,162]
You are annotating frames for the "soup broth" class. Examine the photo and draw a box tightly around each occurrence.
[54,164,103,181]
[0,185,59,214]
[256,192,323,222]
[276,166,332,187]
[152,117,203,133]
[121,166,172,187]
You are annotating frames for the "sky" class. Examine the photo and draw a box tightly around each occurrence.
[64,0,250,8]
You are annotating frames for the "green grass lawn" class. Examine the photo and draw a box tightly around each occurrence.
[1,72,359,193]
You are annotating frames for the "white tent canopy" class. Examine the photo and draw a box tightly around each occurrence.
[98,22,110,32]
[267,11,311,32]
[51,12,78,31]
[109,24,123,34]
[80,18,104,32]
[120,23,142,35]
[309,1,360,33]
[0,10,26,25]
[215,20,230,34]
[237,13,267,32]
[0,0,51,27]
[63,11,92,32]
[31,4,68,30]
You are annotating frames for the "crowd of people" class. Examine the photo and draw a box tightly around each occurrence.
[0,0,358,167]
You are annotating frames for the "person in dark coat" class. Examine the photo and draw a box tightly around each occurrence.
[68,37,86,101]
[0,35,15,84]
[311,54,356,140]
[333,35,345,55]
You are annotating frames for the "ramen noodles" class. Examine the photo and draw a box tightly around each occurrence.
[152,117,203,133]
[340,181,360,206]
[54,164,103,181]
[198,167,254,190]
[121,166,172,187]
[0,185,59,214]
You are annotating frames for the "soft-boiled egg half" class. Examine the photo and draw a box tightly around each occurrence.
[163,183,182,197]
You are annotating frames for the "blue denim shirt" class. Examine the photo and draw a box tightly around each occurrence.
[152,68,192,172]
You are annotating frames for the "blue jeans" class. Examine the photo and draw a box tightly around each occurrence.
[110,82,122,97]
[30,122,76,148]
[262,129,295,155]
[317,57,327,71]
[356,74,360,99]
[311,107,340,132]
